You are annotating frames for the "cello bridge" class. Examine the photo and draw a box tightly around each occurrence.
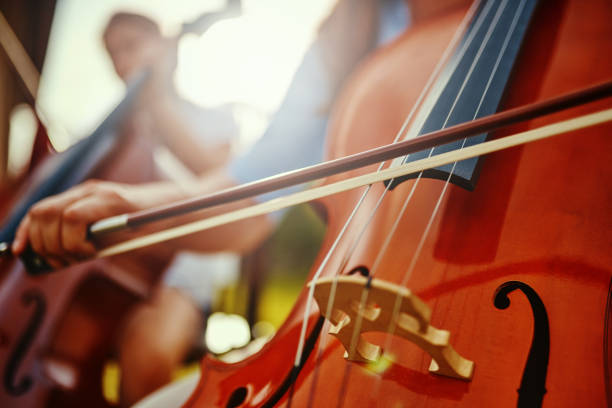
[310,275,474,381]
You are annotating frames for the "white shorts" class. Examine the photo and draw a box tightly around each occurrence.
[163,251,240,309]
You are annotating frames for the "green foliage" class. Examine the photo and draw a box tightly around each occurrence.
[256,204,326,327]
[266,204,326,279]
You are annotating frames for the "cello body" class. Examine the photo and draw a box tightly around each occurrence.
[184,0,612,406]
[0,127,165,407]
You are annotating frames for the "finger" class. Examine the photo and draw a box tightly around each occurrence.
[34,181,99,212]
[21,182,100,257]
[28,217,46,256]
[39,214,64,258]
[61,197,111,257]
[60,220,96,257]
[12,214,31,255]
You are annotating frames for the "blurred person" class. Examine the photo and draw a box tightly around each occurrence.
[103,12,241,406]
[11,0,424,405]
[64,11,240,406]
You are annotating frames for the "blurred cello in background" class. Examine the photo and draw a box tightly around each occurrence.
[0,2,241,407]
[168,0,611,406]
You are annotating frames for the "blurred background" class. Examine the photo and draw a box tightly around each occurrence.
[4,0,336,175]
[1,0,331,403]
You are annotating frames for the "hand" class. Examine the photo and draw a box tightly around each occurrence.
[12,180,141,267]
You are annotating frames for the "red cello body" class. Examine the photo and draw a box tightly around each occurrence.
[184,0,612,406]
[0,128,165,407]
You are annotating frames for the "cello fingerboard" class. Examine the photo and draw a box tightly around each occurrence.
[388,0,539,191]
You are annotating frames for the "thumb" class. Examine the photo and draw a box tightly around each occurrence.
[12,214,31,255]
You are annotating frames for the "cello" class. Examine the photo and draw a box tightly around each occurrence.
[4,0,612,406]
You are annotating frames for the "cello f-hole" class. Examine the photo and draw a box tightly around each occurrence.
[226,386,248,408]
[494,281,550,408]
[346,265,370,277]
[3,289,46,396]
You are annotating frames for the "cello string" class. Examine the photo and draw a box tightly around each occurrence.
[291,0,484,369]
[342,0,507,363]
[309,1,497,401]
[320,0,491,319]
[375,0,526,383]
[371,0,517,281]
[303,2,485,395]
[301,0,490,284]
[367,1,524,401]
[398,0,523,310]
[323,0,507,398]
[400,0,522,290]
[332,0,497,282]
